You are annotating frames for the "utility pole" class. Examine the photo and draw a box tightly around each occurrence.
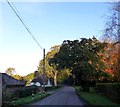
[43,48,45,91]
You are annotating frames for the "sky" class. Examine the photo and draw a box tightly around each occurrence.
[0,2,112,76]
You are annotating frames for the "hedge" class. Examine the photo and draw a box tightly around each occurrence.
[4,86,61,102]
[3,85,40,103]
[96,83,120,104]
[15,85,39,98]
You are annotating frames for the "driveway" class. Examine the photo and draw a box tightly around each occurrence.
[28,86,87,105]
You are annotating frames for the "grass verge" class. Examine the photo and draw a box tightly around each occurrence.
[75,86,120,106]
[4,92,50,107]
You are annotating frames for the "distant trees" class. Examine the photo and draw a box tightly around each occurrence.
[5,67,28,84]
[23,73,34,85]
[5,67,16,76]
[34,71,40,78]
[49,37,108,91]
[12,74,22,80]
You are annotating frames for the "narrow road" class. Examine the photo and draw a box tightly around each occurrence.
[29,86,86,105]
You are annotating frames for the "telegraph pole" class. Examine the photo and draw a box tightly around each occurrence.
[43,48,45,91]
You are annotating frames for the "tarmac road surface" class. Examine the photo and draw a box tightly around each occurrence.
[29,86,87,105]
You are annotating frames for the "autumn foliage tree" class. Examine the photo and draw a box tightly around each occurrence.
[102,43,120,82]
[103,2,120,82]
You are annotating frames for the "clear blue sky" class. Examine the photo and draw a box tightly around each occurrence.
[0,2,111,76]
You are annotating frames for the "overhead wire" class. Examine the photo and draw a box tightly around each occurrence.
[6,0,43,50]
[6,1,46,85]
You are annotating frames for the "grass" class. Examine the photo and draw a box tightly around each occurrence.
[75,86,120,106]
[5,92,50,107]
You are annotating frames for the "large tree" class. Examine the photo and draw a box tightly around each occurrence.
[103,2,120,43]
[38,45,71,86]
[49,37,107,90]
[38,45,60,86]
[101,43,119,81]
[103,2,120,82]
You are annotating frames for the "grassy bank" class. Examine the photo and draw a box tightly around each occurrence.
[75,86,120,106]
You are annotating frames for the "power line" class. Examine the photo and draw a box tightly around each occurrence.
[6,0,46,91]
[6,0,43,50]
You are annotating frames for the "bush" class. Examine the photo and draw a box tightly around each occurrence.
[96,83,120,103]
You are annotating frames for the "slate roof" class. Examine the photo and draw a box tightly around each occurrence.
[1,73,25,87]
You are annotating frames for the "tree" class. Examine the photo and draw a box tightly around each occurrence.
[38,45,60,86]
[49,37,107,91]
[12,74,22,80]
[23,73,34,85]
[5,67,16,76]
[101,43,119,81]
[103,2,120,82]
[57,68,71,83]
[47,45,60,86]
[103,2,120,43]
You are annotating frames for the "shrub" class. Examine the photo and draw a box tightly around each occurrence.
[96,83,120,103]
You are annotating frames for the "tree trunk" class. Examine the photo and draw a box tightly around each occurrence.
[54,72,57,86]
[72,73,76,85]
